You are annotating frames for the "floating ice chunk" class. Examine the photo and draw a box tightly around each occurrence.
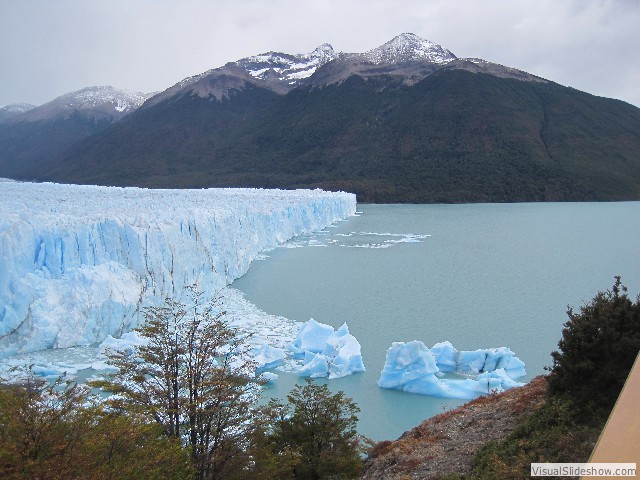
[378,340,527,399]
[499,355,527,380]
[456,350,489,376]
[251,344,287,372]
[31,363,65,379]
[258,372,279,383]
[289,319,365,379]
[477,368,525,391]
[324,324,366,379]
[98,331,147,356]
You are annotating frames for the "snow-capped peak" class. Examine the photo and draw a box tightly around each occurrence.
[155,34,460,101]
[235,43,337,84]
[0,103,36,124]
[55,86,152,113]
[0,103,36,114]
[362,33,456,64]
[13,86,155,123]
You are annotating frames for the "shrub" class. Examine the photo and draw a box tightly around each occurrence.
[548,276,640,422]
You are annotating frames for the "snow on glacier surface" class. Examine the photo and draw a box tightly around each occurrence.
[0,181,356,359]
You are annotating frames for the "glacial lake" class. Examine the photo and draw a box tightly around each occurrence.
[232,202,640,441]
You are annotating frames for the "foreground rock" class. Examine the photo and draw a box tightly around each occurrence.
[361,376,547,480]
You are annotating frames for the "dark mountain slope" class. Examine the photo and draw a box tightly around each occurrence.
[47,85,281,186]
[46,69,640,203]
[0,87,151,181]
[0,113,113,180]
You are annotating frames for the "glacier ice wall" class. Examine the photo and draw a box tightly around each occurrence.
[0,180,356,357]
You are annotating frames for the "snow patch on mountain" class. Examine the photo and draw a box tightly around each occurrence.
[361,33,456,65]
[51,86,152,113]
[17,86,154,122]
[235,43,337,84]
[0,103,36,114]
[0,103,37,123]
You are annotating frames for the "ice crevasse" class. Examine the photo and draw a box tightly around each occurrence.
[0,180,356,358]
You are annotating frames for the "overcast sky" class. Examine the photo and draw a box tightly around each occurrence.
[1,0,639,108]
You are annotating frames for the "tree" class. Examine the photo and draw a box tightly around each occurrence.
[253,380,365,480]
[0,373,92,479]
[93,287,261,480]
[0,370,193,480]
[549,276,640,421]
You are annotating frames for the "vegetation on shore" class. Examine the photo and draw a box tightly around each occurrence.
[446,276,640,479]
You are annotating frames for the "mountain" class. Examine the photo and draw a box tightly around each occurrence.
[17,86,152,123]
[3,34,640,203]
[0,86,152,180]
[0,103,36,124]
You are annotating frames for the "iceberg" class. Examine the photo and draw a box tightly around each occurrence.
[289,319,365,379]
[0,181,356,358]
[378,340,526,399]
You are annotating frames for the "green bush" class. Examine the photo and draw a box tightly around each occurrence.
[251,380,366,480]
[460,277,638,479]
[549,276,640,422]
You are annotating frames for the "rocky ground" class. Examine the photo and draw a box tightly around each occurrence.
[360,376,548,480]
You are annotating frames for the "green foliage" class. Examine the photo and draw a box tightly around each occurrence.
[548,276,640,422]
[92,286,262,480]
[252,380,366,480]
[0,371,193,480]
[457,278,639,479]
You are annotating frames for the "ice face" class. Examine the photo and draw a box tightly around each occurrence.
[287,318,335,359]
[0,182,356,358]
[289,319,365,379]
[378,341,438,389]
[430,340,458,372]
[378,340,526,399]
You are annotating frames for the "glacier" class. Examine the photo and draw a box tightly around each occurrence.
[378,340,526,399]
[0,180,356,360]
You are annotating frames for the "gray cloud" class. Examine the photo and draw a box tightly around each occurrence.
[1,0,639,107]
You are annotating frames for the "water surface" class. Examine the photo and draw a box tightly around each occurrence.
[233,202,640,440]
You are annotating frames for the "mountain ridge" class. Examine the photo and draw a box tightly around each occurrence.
[1,33,639,203]
[16,86,153,123]
[145,33,540,103]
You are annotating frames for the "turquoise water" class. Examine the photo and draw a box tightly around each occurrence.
[232,202,640,441]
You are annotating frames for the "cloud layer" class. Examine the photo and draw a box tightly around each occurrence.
[1,0,639,107]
